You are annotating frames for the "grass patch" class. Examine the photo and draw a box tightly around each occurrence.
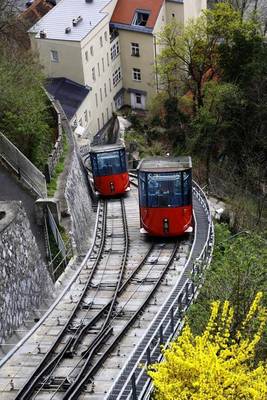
[47,132,68,197]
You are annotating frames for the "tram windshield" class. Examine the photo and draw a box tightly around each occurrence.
[139,171,192,208]
[91,149,127,177]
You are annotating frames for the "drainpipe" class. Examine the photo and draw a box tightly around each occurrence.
[153,35,159,93]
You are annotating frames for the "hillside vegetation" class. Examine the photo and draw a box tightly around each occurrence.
[0,0,54,170]
[125,2,266,230]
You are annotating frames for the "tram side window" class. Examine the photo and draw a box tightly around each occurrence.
[183,171,192,205]
[90,154,99,176]
[119,149,127,172]
[139,172,147,207]
[147,174,158,207]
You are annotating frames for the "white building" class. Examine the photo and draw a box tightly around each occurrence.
[29,0,206,139]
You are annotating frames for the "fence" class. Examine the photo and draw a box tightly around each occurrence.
[44,95,64,183]
[0,132,47,198]
[44,205,73,281]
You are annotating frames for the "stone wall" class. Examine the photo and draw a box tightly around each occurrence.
[0,201,53,343]
[65,149,95,255]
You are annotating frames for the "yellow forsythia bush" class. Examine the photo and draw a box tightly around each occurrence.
[148,292,267,400]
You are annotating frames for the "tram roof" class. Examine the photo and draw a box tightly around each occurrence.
[137,156,192,172]
[90,143,125,154]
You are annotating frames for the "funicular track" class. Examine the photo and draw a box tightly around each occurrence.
[0,176,213,400]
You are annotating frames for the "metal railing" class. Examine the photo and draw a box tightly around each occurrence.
[106,181,214,400]
[45,205,73,282]
[0,132,47,198]
[44,95,64,182]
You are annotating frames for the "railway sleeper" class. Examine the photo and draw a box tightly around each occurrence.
[104,249,125,254]
[98,282,118,289]
[37,376,72,390]
[115,310,136,319]
[81,301,93,309]
[133,277,158,284]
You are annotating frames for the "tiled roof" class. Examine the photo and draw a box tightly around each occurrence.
[20,0,54,26]
[111,0,164,29]
[45,78,91,120]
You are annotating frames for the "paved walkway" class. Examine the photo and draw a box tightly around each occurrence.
[0,162,46,258]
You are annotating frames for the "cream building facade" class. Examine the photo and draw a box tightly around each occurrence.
[29,0,206,139]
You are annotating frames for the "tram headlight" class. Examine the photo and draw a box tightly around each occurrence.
[163,218,169,233]
[110,182,115,193]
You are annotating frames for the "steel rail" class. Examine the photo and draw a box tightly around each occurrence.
[61,198,130,399]
[15,200,108,400]
[34,242,155,400]
[62,242,180,399]
[35,243,156,399]
[33,198,129,398]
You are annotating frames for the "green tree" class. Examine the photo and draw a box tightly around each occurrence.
[189,81,243,185]
[157,16,218,110]
[188,224,267,346]
[0,45,54,169]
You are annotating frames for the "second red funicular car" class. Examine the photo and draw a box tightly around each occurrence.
[89,143,130,196]
[137,157,193,236]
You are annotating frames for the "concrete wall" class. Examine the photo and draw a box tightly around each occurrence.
[65,149,95,255]
[0,201,53,343]
[183,0,207,22]
[81,18,123,134]
[119,30,155,108]
[30,35,84,85]
[165,1,184,24]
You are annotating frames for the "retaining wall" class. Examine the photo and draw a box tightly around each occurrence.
[65,149,95,255]
[0,201,53,343]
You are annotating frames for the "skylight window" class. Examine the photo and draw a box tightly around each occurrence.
[132,10,150,27]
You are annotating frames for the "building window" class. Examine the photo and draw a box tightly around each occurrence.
[92,67,96,81]
[106,107,109,120]
[100,36,103,47]
[85,51,88,62]
[100,88,103,102]
[111,41,120,61]
[131,43,140,57]
[113,67,121,86]
[109,78,112,92]
[111,102,114,113]
[132,11,150,26]
[97,118,100,130]
[136,94,142,105]
[115,94,123,109]
[104,83,107,97]
[102,57,105,72]
[84,110,88,123]
[79,117,83,126]
[133,68,141,81]
[104,31,108,41]
[73,119,77,127]
[97,62,100,76]
[102,112,105,126]
[107,52,110,66]
[90,46,94,56]
[50,50,59,63]
[95,93,98,107]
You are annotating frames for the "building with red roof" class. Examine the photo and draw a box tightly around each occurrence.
[29,0,206,137]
